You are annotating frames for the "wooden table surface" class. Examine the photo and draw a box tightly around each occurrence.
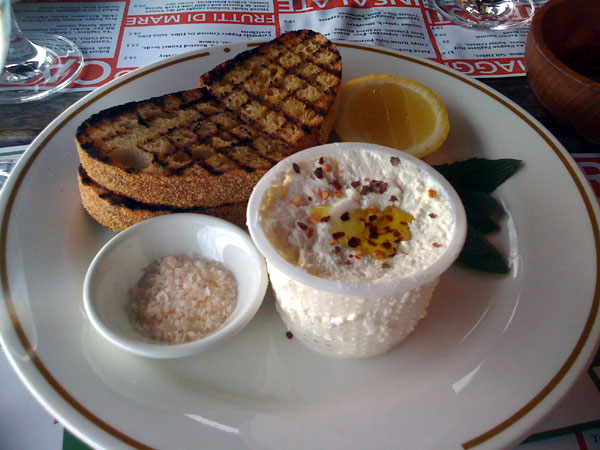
[1,76,599,155]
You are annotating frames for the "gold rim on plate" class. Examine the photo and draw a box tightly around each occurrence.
[0,42,598,449]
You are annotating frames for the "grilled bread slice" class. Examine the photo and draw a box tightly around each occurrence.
[199,29,341,147]
[78,166,248,232]
[76,30,342,209]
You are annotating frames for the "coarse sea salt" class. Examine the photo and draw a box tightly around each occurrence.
[127,255,237,344]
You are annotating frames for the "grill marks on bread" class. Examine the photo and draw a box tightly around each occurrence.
[77,30,341,180]
[202,30,341,142]
[77,89,276,176]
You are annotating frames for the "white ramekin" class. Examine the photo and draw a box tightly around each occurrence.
[247,142,467,358]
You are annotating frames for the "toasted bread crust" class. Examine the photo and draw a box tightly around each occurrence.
[78,166,248,232]
[76,30,342,209]
[77,143,266,208]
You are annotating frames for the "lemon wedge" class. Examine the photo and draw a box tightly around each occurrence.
[334,74,450,159]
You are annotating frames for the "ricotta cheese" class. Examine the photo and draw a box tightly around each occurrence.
[260,150,455,282]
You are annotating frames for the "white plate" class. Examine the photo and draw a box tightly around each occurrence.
[1,40,599,450]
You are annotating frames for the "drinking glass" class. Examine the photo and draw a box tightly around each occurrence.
[0,0,84,104]
[0,0,10,69]
[432,0,536,30]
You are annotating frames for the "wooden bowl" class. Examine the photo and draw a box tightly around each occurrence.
[525,0,600,144]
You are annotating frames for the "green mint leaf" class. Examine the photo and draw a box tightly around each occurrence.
[457,226,509,274]
[465,206,500,234]
[432,158,522,274]
[460,189,502,217]
[434,158,522,193]
[451,183,502,233]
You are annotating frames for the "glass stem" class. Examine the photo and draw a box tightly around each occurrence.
[4,2,47,71]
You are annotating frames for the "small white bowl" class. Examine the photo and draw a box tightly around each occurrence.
[83,213,268,359]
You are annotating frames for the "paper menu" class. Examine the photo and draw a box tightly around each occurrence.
[9,0,547,92]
